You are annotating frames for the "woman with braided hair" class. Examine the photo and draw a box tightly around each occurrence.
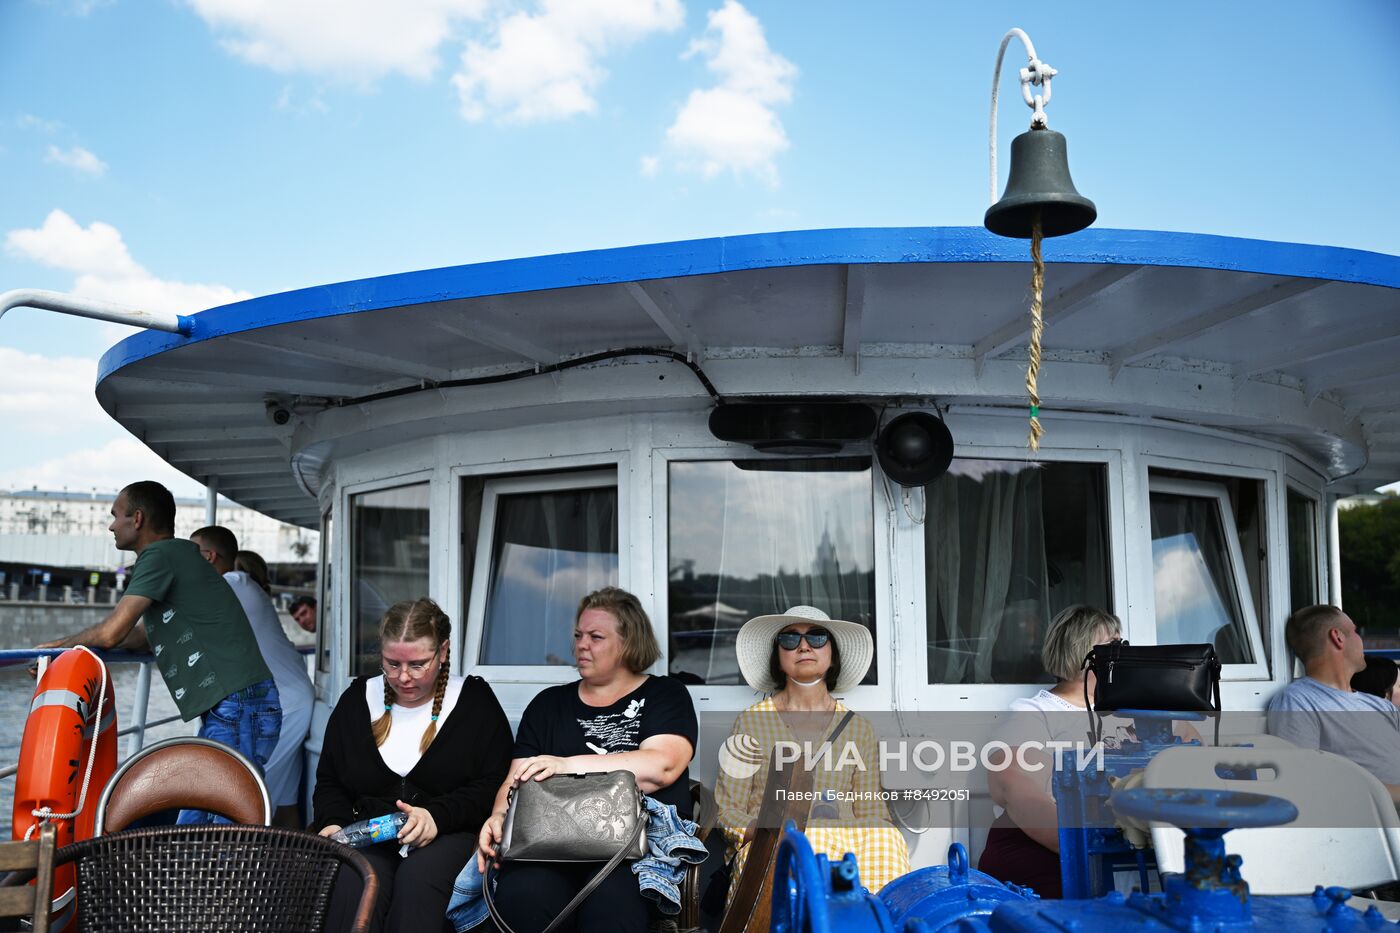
[313,597,512,932]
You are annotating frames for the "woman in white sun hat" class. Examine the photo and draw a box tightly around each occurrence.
[714,606,909,901]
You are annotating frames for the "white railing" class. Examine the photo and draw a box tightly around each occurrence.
[0,646,313,779]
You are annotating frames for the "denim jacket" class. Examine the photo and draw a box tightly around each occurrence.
[632,795,710,915]
[445,795,708,930]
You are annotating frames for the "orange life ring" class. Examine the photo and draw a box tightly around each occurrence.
[12,648,118,932]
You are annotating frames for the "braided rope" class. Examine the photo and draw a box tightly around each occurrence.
[1026,213,1045,451]
[419,644,450,754]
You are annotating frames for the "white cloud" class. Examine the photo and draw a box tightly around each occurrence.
[0,349,107,435]
[5,210,252,322]
[663,0,795,183]
[452,0,683,123]
[0,437,206,499]
[0,348,205,498]
[43,144,108,177]
[640,154,660,177]
[17,113,61,133]
[185,0,491,83]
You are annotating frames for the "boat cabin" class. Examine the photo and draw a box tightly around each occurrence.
[93,225,1400,866]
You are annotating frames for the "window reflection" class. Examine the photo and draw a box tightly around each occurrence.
[479,486,618,666]
[1150,491,1255,663]
[1287,490,1319,615]
[925,460,1110,684]
[350,484,430,676]
[668,459,876,686]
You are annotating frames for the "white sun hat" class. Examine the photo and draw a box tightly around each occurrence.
[735,605,873,694]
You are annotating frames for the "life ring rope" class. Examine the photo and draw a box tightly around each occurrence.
[24,646,109,840]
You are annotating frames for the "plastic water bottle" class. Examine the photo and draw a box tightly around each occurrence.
[331,811,408,847]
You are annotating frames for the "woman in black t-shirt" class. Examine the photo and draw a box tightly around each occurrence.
[478,587,697,933]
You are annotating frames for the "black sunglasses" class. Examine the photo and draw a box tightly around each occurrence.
[775,630,830,651]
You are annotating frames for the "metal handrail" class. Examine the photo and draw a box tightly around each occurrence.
[1,644,314,779]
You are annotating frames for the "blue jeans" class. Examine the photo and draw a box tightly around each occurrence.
[177,678,282,826]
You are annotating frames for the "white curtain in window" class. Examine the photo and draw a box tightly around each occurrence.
[927,463,1051,684]
[480,488,618,666]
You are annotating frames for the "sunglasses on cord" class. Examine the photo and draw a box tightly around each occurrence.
[775,630,831,650]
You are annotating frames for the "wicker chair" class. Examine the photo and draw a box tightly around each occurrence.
[49,825,377,933]
[95,736,272,833]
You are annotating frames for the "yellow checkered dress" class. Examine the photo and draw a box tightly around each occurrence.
[715,697,910,899]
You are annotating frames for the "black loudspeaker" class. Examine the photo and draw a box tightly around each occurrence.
[876,412,954,486]
[708,403,877,455]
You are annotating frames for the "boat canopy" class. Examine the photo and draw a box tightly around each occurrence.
[95,227,1400,527]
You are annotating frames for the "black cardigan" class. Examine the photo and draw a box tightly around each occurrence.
[311,674,512,836]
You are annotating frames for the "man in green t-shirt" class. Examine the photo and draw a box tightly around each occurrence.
[38,481,281,824]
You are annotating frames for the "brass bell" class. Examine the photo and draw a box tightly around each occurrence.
[984,126,1096,238]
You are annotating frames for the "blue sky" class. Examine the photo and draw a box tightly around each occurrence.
[0,0,1397,498]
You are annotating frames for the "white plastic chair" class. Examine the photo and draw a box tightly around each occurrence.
[1143,746,1400,894]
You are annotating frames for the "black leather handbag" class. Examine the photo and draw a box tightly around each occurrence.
[484,770,647,933]
[1082,641,1222,743]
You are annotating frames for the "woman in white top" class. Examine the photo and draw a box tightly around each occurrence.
[314,598,512,932]
[981,604,1121,897]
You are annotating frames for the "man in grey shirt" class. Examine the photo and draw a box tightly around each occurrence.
[1266,604,1400,804]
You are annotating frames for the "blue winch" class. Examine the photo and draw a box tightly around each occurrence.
[1054,708,1204,898]
[771,788,1400,932]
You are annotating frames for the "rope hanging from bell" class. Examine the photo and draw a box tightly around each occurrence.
[984,28,1096,451]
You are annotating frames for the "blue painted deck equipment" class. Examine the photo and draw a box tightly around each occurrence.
[773,788,1399,931]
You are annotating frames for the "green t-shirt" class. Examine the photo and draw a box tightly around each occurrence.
[124,538,273,720]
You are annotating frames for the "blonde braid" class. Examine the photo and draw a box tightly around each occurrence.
[419,643,450,754]
[371,674,394,747]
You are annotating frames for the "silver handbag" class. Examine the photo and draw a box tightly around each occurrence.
[486,770,648,933]
[499,769,647,862]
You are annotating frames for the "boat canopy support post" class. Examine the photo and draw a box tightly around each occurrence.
[1327,492,1343,609]
[206,477,218,527]
[0,288,193,335]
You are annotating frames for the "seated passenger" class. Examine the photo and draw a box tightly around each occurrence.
[981,605,1121,897]
[1352,654,1399,704]
[714,606,909,900]
[478,587,697,933]
[314,598,512,933]
[1267,604,1400,803]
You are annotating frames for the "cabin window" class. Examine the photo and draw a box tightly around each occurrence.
[667,458,876,686]
[1286,489,1319,615]
[472,471,618,667]
[924,460,1111,684]
[1148,475,1266,667]
[349,483,430,676]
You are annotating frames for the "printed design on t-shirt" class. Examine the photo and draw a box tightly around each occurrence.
[577,698,646,752]
[161,609,175,625]
[176,630,193,644]
[187,651,203,667]
[198,673,216,689]
[174,687,185,700]
[153,644,163,657]
[164,665,177,679]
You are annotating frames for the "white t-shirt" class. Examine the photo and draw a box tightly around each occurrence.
[224,571,315,806]
[364,675,464,776]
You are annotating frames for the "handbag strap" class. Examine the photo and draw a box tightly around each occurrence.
[484,799,646,933]
[828,710,855,745]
